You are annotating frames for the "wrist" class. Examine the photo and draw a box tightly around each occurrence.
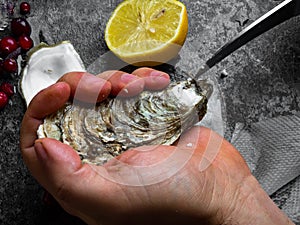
[222,175,295,225]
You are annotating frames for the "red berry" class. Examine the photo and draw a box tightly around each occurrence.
[20,2,31,15]
[0,91,9,109]
[11,17,31,37]
[3,58,18,73]
[18,34,33,51]
[0,82,14,97]
[0,36,19,56]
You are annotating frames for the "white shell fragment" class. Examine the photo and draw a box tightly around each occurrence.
[37,79,208,165]
[20,41,86,106]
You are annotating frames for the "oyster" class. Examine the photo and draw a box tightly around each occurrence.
[20,41,86,106]
[38,79,208,165]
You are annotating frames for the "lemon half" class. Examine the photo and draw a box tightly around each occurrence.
[105,0,188,66]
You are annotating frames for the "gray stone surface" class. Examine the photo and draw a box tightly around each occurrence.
[0,0,299,224]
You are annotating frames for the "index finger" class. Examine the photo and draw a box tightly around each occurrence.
[58,72,111,103]
[96,68,170,97]
[21,72,113,150]
[20,82,71,150]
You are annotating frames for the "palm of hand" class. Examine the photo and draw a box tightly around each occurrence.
[38,127,250,225]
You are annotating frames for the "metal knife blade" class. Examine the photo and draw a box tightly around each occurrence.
[195,0,300,79]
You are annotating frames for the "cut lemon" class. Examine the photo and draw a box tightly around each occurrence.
[105,0,188,66]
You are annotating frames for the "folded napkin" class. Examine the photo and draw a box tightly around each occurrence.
[231,115,300,223]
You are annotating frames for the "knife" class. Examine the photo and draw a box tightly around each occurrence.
[195,0,300,78]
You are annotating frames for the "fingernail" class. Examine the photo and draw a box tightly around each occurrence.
[121,73,138,83]
[150,71,169,82]
[34,140,48,161]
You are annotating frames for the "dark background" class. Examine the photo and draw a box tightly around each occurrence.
[0,0,299,224]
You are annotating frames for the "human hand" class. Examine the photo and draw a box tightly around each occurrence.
[20,68,295,225]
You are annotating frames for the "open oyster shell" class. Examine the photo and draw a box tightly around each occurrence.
[20,41,86,106]
[38,79,208,165]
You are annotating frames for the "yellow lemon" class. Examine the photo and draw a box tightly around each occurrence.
[105,0,188,66]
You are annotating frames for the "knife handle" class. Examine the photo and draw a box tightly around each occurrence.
[206,0,300,68]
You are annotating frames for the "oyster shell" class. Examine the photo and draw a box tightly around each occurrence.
[20,41,86,106]
[38,79,208,165]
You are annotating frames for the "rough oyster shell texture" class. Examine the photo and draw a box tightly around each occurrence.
[38,79,208,165]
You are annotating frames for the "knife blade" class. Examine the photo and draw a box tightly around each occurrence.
[195,0,300,78]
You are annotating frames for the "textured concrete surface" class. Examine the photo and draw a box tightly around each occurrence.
[0,0,299,224]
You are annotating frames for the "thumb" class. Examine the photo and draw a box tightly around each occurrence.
[34,138,82,178]
[34,138,83,196]
[33,138,124,219]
